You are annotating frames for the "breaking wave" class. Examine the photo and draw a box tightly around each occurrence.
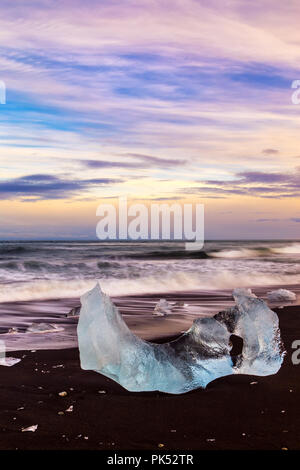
[272,244,300,254]
[0,240,300,303]
[209,243,300,259]
[1,270,300,303]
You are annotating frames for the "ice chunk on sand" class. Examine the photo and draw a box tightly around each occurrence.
[22,425,38,432]
[0,357,21,367]
[8,327,19,334]
[77,284,285,394]
[66,306,81,317]
[153,298,173,316]
[26,323,64,334]
[267,289,296,302]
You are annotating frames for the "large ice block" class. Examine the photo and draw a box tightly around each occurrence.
[77,284,285,394]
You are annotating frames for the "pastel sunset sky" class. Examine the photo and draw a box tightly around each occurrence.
[0,0,300,239]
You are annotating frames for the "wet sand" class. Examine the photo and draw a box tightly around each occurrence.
[0,290,236,351]
[0,302,299,450]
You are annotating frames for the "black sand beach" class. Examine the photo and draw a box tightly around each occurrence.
[0,301,299,450]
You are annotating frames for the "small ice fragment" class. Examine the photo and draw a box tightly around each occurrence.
[250,381,258,385]
[153,299,173,316]
[67,306,81,317]
[58,391,68,397]
[8,327,19,334]
[98,390,106,394]
[174,301,189,308]
[267,289,296,302]
[206,438,216,442]
[0,357,21,367]
[27,323,64,334]
[66,405,73,413]
[22,425,38,432]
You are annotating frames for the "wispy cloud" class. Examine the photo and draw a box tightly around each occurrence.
[262,148,279,155]
[182,167,300,199]
[0,174,122,200]
[82,153,187,170]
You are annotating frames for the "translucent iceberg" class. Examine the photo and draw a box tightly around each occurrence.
[77,284,285,394]
[267,289,296,302]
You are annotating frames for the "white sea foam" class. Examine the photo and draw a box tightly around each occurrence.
[210,243,300,259]
[210,248,261,258]
[272,244,300,254]
[0,270,300,302]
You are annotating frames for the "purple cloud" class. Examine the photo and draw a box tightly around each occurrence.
[185,167,300,199]
[256,218,280,222]
[236,171,287,184]
[83,153,187,170]
[0,174,122,200]
[81,153,187,169]
[262,149,279,155]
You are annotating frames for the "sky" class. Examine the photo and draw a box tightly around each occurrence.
[0,0,300,240]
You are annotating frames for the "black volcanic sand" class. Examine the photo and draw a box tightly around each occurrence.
[0,304,299,450]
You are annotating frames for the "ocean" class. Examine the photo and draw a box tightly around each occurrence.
[0,240,299,351]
